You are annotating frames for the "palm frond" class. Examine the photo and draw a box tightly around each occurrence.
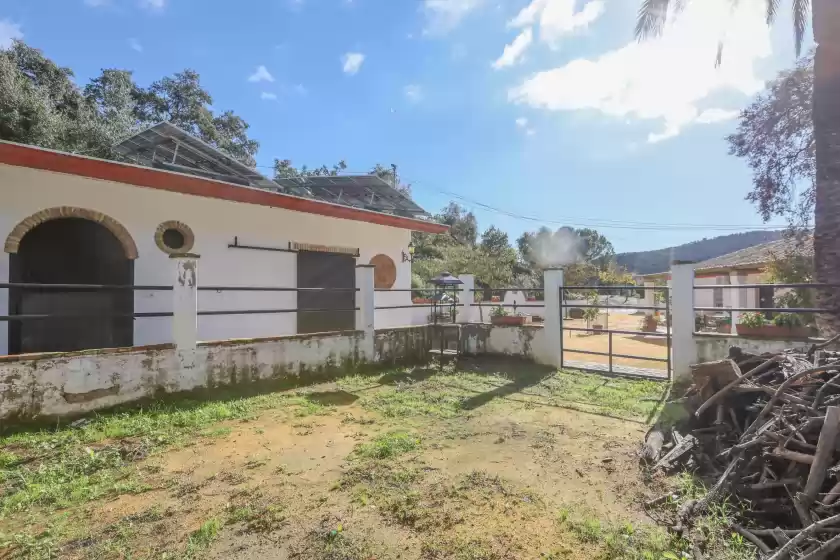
[765,0,781,25]
[635,0,672,40]
[792,0,811,56]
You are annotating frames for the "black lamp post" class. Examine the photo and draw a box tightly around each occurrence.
[401,241,415,263]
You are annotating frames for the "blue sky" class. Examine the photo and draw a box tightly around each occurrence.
[0,0,807,253]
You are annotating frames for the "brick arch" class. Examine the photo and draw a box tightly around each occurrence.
[4,206,138,259]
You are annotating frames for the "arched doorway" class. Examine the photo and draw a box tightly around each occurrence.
[8,217,134,353]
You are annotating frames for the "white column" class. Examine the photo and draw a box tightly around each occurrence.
[541,268,564,368]
[643,281,655,313]
[670,262,695,383]
[355,265,375,361]
[0,253,8,356]
[729,271,745,336]
[457,274,475,324]
[172,254,199,350]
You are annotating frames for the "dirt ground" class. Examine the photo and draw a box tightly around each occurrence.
[0,359,678,560]
[563,312,668,373]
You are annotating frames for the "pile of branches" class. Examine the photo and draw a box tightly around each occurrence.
[642,336,840,559]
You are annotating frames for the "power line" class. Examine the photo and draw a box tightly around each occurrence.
[404,178,787,232]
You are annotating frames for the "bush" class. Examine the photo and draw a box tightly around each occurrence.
[739,312,767,328]
[491,306,508,318]
[774,312,804,328]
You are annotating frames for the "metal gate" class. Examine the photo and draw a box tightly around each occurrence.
[559,285,671,380]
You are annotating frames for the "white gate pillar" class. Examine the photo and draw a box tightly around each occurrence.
[541,268,564,368]
[457,274,475,324]
[355,265,376,361]
[172,254,199,350]
[670,261,695,383]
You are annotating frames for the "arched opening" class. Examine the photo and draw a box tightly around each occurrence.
[9,218,134,354]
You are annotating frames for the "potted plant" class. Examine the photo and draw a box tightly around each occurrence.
[736,312,810,338]
[490,306,532,326]
[771,312,811,338]
[639,314,658,333]
[583,307,603,333]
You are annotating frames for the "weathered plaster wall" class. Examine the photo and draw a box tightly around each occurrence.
[0,164,416,354]
[693,333,822,364]
[374,325,434,365]
[0,331,367,421]
[461,324,545,361]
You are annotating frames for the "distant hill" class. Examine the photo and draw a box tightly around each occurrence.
[616,230,785,275]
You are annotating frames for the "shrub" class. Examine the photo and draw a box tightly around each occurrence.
[491,306,508,318]
[774,312,804,328]
[739,312,767,328]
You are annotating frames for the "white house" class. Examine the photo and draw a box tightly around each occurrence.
[0,136,446,356]
[640,236,813,314]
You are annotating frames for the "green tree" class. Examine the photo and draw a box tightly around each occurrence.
[0,40,259,166]
[727,53,814,228]
[273,158,348,179]
[635,0,840,333]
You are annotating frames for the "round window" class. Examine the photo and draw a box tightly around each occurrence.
[154,221,195,255]
[162,228,185,251]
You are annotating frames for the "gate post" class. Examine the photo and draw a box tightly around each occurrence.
[456,274,475,324]
[355,264,376,362]
[541,268,564,368]
[670,261,695,383]
[171,254,199,350]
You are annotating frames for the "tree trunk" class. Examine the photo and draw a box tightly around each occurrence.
[812,0,840,335]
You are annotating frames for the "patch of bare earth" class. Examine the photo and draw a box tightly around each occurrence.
[4,365,668,559]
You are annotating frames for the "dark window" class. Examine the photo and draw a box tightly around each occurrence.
[297,252,355,334]
[162,228,186,251]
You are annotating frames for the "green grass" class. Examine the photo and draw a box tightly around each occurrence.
[0,391,330,518]
[556,504,686,560]
[185,518,220,556]
[353,431,421,459]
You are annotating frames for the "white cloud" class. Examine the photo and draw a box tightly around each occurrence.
[342,52,365,75]
[0,19,22,49]
[515,117,528,128]
[696,108,740,124]
[509,0,604,47]
[128,38,143,52]
[84,0,111,6]
[492,28,533,69]
[423,0,482,34]
[261,92,278,101]
[139,0,165,10]
[526,128,536,136]
[248,65,275,83]
[292,84,308,96]
[404,84,423,103]
[508,0,770,143]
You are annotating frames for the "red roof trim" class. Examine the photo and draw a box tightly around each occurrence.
[0,142,449,234]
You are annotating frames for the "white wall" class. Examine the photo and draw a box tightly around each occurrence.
[0,164,414,354]
[0,331,368,420]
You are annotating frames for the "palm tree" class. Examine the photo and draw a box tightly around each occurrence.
[635,0,840,334]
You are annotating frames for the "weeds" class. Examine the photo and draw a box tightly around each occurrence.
[185,518,220,556]
[353,431,420,459]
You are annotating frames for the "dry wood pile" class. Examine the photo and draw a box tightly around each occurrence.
[642,336,840,559]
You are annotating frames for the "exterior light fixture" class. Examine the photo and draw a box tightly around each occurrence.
[402,241,415,263]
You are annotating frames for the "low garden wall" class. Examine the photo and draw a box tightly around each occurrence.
[0,331,370,421]
[693,332,822,363]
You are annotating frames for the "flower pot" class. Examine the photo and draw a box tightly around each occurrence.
[736,324,811,338]
[641,315,658,333]
[491,315,532,326]
[591,323,604,334]
[716,324,732,334]
[413,298,431,304]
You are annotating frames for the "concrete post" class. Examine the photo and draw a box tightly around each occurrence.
[355,265,376,361]
[171,254,199,350]
[670,262,695,383]
[729,271,744,336]
[457,274,475,324]
[643,281,655,313]
[542,268,564,368]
